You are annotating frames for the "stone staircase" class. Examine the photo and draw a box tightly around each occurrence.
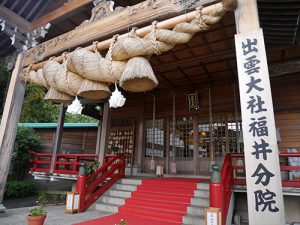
[95,178,141,213]
[95,178,210,225]
[183,183,210,225]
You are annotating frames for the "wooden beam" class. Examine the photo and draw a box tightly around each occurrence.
[30,0,94,30]
[49,103,67,173]
[0,54,25,209]
[98,102,111,165]
[24,0,220,68]
[269,59,300,77]
[0,5,30,31]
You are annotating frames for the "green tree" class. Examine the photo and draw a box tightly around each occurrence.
[20,84,59,122]
[20,84,98,123]
[11,127,41,180]
[0,60,10,115]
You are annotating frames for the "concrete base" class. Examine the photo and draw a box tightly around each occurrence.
[0,204,6,212]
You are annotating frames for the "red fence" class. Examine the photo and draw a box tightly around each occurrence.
[76,154,125,212]
[232,153,300,187]
[210,153,300,225]
[29,150,99,175]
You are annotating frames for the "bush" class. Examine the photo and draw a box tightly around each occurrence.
[11,127,41,180]
[4,180,37,199]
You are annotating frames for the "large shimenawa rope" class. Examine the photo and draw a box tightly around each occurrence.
[22,0,237,101]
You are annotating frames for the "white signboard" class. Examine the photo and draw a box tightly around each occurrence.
[235,28,285,225]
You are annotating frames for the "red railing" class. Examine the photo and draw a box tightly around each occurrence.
[210,154,233,225]
[76,154,125,212]
[29,151,99,175]
[232,153,300,187]
[210,153,300,225]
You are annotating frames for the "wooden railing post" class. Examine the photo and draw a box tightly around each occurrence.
[76,174,87,212]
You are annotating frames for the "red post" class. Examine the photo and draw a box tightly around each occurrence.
[76,175,87,212]
[210,182,223,209]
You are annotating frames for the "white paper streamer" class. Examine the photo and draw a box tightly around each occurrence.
[67,96,83,114]
[109,84,126,108]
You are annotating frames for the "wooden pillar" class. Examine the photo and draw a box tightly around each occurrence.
[165,117,170,174]
[95,108,102,155]
[225,114,229,154]
[193,115,199,175]
[98,102,111,165]
[50,103,67,173]
[235,0,285,224]
[137,95,145,173]
[0,54,25,210]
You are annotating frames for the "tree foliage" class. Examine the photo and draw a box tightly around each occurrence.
[11,127,41,180]
[20,84,97,123]
[0,60,10,115]
[20,84,59,122]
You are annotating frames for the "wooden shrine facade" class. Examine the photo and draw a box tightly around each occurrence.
[0,0,300,221]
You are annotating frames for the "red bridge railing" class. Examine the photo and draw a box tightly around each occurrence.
[29,150,99,175]
[76,154,125,212]
[210,152,300,225]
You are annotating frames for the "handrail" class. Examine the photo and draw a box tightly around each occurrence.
[76,154,125,212]
[29,150,99,175]
[231,152,300,187]
[221,154,233,225]
[210,154,233,225]
[210,152,300,225]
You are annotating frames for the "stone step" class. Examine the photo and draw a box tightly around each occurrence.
[197,183,209,191]
[190,197,210,207]
[182,214,205,225]
[119,178,142,186]
[194,190,209,198]
[114,183,138,192]
[95,202,119,213]
[107,189,132,198]
[100,196,126,205]
[187,205,206,216]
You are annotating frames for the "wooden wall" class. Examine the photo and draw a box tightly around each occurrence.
[36,127,98,154]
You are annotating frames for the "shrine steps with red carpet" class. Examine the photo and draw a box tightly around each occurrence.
[91,178,210,225]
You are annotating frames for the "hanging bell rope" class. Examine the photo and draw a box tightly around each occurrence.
[26,0,237,71]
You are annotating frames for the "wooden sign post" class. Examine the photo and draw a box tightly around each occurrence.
[235,0,285,224]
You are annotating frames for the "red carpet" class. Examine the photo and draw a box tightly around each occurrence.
[74,177,208,225]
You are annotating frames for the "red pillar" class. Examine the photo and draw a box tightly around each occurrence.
[76,175,87,212]
[210,182,223,208]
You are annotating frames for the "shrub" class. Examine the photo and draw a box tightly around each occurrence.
[4,180,37,199]
[28,206,47,216]
[11,127,41,180]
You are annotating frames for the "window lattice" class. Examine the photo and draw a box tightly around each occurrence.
[145,119,165,158]
[170,117,194,158]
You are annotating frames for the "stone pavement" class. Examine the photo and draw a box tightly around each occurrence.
[0,205,113,225]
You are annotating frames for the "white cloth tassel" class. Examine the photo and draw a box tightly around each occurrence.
[109,84,126,108]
